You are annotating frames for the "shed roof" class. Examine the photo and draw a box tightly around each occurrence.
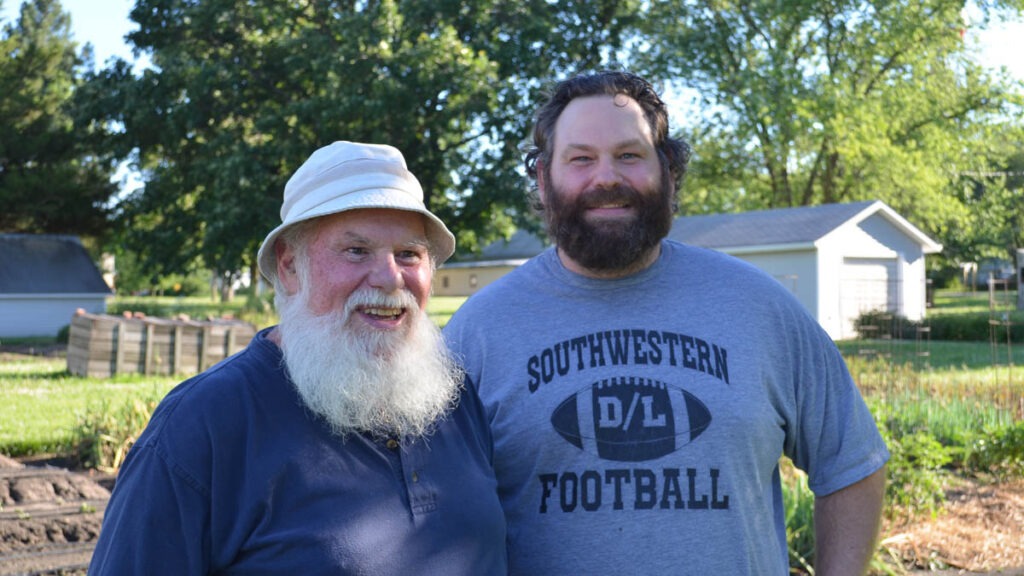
[0,234,112,294]
[477,229,550,260]
[668,200,877,248]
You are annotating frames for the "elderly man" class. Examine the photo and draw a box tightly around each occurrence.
[90,141,507,575]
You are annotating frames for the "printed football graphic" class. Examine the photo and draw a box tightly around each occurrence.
[550,377,712,462]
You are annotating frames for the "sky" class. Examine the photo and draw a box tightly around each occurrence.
[2,0,138,66]
[1,0,1023,81]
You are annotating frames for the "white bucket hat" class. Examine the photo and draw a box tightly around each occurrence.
[257,141,456,283]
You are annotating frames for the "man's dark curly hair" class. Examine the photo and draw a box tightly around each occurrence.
[524,70,691,203]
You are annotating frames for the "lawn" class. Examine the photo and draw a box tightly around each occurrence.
[0,353,178,456]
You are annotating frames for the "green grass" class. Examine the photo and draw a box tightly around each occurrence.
[0,354,178,456]
[931,289,1018,313]
[838,337,1022,436]
[835,338,1007,370]
[427,295,467,327]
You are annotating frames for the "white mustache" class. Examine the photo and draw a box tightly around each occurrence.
[343,288,420,316]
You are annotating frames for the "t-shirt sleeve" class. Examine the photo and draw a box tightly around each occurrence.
[786,329,890,497]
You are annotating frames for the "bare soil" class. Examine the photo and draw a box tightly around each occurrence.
[0,454,110,576]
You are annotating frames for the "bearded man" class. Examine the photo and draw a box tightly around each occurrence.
[91,141,507,575]
[443,71,888,576]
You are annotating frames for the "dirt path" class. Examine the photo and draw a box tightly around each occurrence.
[881,476,1024,574]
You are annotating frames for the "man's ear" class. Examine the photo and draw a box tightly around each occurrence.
[536,159,548,205]
[275,240,301,294]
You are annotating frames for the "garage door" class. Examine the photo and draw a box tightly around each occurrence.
[839,258,898,338]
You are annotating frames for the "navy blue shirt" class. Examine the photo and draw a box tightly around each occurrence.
[90,327,507,575]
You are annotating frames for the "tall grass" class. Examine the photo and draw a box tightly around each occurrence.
[73,393,162,472]
[837,339,1022,430]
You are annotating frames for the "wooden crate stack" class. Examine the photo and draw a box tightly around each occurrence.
[67,311,257,378]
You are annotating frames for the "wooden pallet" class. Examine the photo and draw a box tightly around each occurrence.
[66,312,256,377]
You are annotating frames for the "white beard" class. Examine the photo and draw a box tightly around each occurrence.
[276,287,463,439]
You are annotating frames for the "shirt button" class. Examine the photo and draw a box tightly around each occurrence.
[411,471,420,483]
[386,439,399,450]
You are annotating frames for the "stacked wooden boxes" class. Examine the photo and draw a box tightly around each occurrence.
[67,312,257,378]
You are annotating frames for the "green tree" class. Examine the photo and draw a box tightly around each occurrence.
[0,0,117,238]
[80,0,638,293]
[636,0,1024,238]
[943,134,1024,268]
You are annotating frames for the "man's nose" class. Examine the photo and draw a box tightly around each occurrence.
[367,254,403,292]
[592,156,622,188]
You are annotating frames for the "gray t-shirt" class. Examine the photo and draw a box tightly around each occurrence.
[444,240,889,575]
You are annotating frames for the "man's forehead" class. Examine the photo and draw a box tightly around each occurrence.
[552,94,654,150]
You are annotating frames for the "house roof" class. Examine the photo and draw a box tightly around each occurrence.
[0,234,112,294]
[454,200,942,265]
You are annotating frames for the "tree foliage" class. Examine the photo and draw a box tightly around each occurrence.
[944,134,1024,265]
[80,0,638,287]
[635,0,1024,247]
[0,0,117,238]
[9,0,1022,285]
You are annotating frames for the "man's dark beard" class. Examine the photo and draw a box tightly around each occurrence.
[543,174,675,273]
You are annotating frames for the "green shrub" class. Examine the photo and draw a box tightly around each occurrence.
[869,402,951,519]
[72,394,161,473]
[928,312,1024,342]
[783,471,816,574]
[881,433,950,518]
[853,308,1024,342]
[961,421,1024,479]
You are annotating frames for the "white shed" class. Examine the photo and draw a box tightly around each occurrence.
[438,200,942,340]
[0,234,113,339]
[667,200,942,340]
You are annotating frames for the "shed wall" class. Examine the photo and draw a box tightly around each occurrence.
[726,250,818,319]
[0,295,108,338]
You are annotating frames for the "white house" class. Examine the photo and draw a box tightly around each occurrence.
[0,234,113,339]
[436,200,943,340]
